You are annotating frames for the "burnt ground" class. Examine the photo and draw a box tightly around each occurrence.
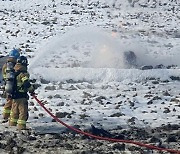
[0,123,179,154]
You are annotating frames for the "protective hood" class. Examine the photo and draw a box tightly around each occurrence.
[14,63,27,72]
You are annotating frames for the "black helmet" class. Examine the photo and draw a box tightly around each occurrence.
[17,56,28,66]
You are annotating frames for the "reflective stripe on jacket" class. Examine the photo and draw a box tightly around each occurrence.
[16,72,30,93]
[13,64,34,98]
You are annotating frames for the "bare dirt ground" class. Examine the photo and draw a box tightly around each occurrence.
[0,123,179,154]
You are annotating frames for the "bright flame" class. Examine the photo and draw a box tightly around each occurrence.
[111,32,118,38]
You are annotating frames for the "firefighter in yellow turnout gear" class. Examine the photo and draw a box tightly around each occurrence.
[9,56,34,130]
[2,49,20,121]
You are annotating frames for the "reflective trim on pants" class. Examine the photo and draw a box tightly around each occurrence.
[3,108,11,114]
[10,111,13,116]
[10,118,18,123]
[17,119,26,125]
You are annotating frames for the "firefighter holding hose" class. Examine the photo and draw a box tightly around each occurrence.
[9,55,35,130]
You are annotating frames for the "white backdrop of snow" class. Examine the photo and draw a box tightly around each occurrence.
[0,0,179,131]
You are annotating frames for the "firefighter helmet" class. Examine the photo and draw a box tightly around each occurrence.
[17,56,28,66]
[9,49,20,59]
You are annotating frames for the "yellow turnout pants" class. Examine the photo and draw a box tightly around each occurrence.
[3,98,12,119]
[9,98,28,130]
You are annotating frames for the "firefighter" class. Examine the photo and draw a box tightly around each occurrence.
[2,49,20,122]
[9,56,35,130]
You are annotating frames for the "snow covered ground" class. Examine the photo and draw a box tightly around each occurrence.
[0,0,179,153]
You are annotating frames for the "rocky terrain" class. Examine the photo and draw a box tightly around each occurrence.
[0,75,179,154]
[0,123,179,154]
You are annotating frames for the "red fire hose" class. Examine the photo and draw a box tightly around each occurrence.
[33,95,180,153]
